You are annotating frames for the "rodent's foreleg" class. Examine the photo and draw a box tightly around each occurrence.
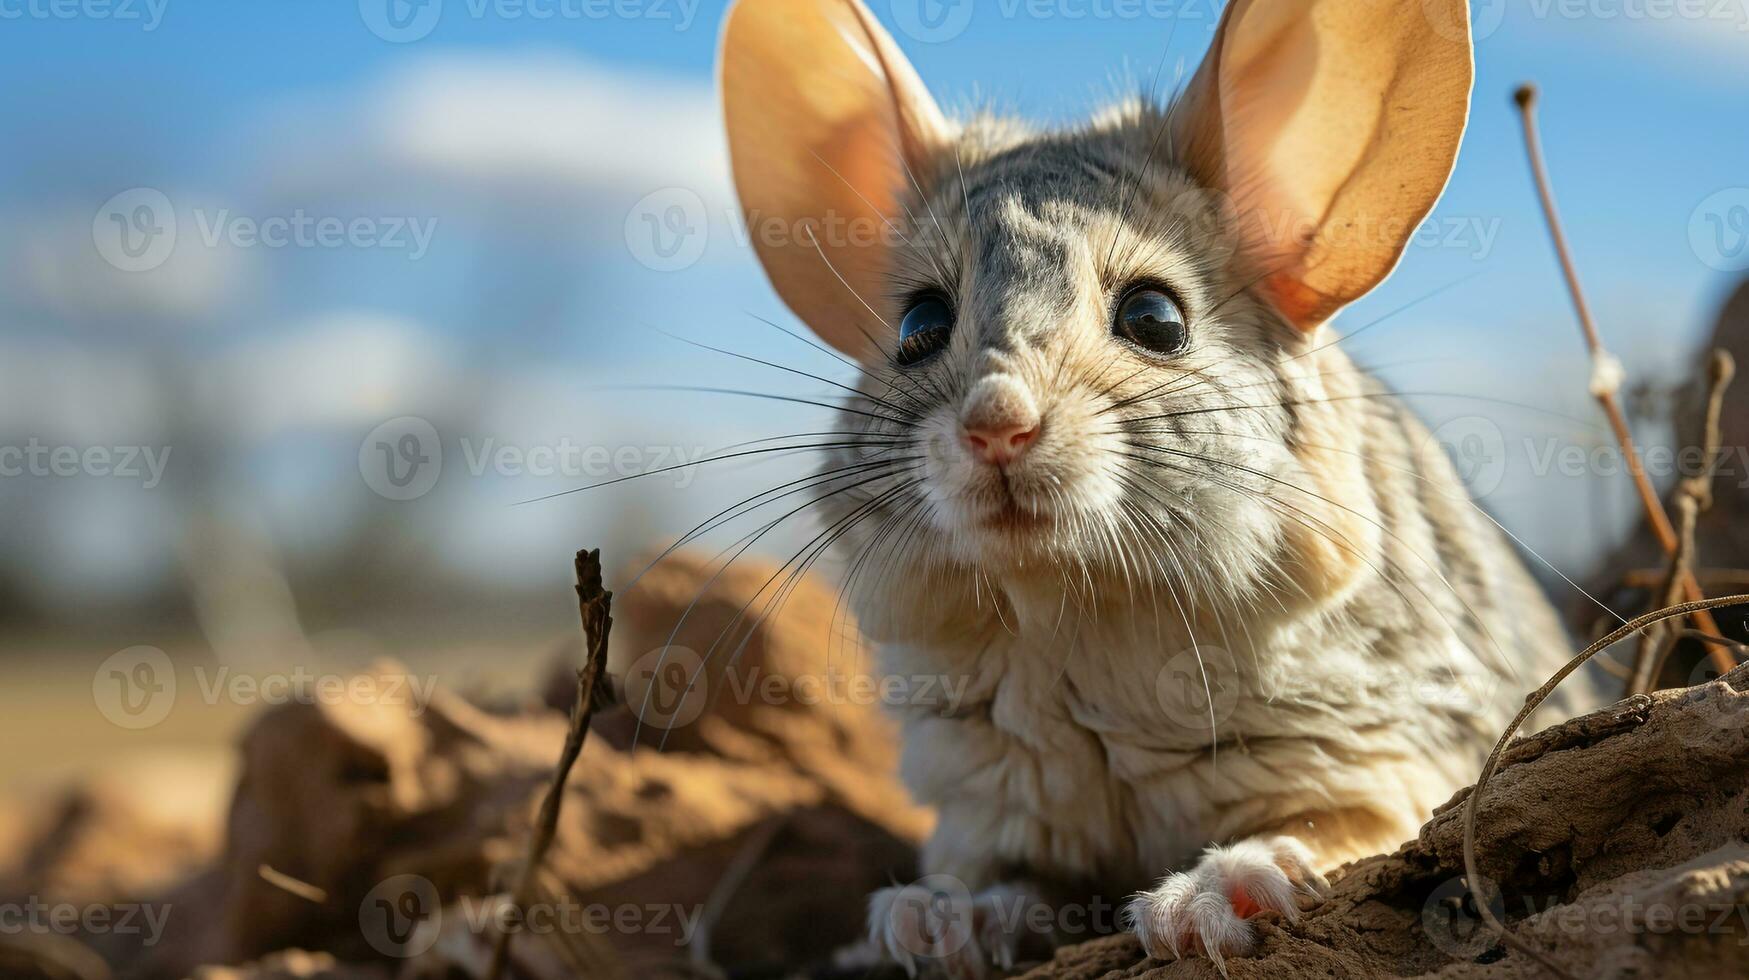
[866,879,1064,978]
[1125,835,1328,973]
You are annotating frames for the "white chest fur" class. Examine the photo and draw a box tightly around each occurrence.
[873,592,1496,890]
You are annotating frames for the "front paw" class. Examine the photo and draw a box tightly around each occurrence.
[867,879,1050,978]
[1125,836,1328,974]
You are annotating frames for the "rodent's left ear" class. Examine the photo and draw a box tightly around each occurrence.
[1175,0,1474,330]
[720,0,951,361]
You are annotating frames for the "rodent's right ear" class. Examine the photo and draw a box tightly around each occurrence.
[720,0,950,362]
[1173,0,1473,331]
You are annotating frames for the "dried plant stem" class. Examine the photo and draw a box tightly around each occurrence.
[486,548,617,980]
[1622,567,1749,592]
[1462,592,1749,980]
[1628,500,1695,694]
[1629,351,1738,690]
[1512,84,1727,650]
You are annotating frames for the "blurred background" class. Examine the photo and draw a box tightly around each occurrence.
[2,0,1747,794]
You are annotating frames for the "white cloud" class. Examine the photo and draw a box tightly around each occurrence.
[196,311,458,438]
[256,51,731,212]
[9,197,245,324]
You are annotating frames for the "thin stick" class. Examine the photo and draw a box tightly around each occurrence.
[1462,592,1749,979]
[487,548,617,980]
[1631,351,1739,689]
[1629,495,1700,694]
[256,864,326,904]
[1621,567,1749,592]
[1512,84,1727,646]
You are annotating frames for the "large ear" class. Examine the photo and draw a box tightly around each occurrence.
[720,0,950,360]
[1176,0,1473,330]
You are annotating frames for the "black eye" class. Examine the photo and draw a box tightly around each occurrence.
[896,296,953,367]
[1113,287,1188,357]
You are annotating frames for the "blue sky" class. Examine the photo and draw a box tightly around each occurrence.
[5,0,1744,343]
[1,0,1747,608]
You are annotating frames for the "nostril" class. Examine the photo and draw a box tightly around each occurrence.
[962,421,1041,464]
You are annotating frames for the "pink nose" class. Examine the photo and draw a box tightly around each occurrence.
[964,420,1041,466]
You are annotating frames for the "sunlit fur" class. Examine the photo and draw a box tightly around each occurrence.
[808,102,1590,945]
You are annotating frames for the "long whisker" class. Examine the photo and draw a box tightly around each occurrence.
[513,433,908,504]
[1120,442,1513,678]
[630,466,922,746]
[650,328,924,423]
[658,476,926,749]
[621,454,921,593]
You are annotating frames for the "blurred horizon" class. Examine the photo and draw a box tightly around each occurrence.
[3,0,1749,785]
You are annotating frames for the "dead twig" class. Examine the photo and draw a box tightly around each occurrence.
[1629,351,1738,692]
[1629,495,1700,694]
[486,548,619,980]
[1462,592,1749,980]
[1620,567,1749,592]
[257,864,327,904]
[1679,627,1749,661]
[1512,84,1729,649]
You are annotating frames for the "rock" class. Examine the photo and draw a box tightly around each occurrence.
[124,553,924,979]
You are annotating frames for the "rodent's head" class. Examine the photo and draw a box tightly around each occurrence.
[720,0,1473,630]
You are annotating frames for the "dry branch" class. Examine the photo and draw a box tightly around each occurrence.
[1512,84,1731,654]
[486,548,618,980]
[1629,350,1738,691]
